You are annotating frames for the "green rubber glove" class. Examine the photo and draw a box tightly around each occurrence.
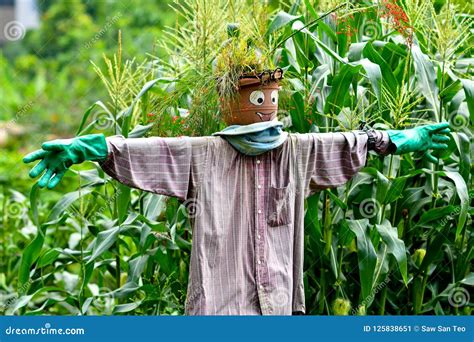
[23,134,108,189]
[386,122,451,163]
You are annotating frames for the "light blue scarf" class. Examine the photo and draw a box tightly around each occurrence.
[212,120,288,156]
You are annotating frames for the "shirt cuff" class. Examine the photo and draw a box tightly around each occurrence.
[366,130,396,156]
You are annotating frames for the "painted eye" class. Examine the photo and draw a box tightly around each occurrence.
[271,90,278,104]
[249,90,265,106]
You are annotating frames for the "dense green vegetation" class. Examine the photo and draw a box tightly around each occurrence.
[0,0,472,315]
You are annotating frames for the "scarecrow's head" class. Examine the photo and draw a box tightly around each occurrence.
[220,68,283,126]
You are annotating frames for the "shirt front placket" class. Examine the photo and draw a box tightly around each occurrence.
[254,155,273,315]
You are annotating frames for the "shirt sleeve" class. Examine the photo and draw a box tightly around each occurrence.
[366,129,393,155]
[99,135,210,201]
[296,130,390,196]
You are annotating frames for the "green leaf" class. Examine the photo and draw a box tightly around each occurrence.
[460,78,474,126]
[8,286,65,313]
[302,0,318,19]
[128,124,153,138]
[354,58,382,103]
[360,167,389,205]
[326,189,347,210]
[418,233,447,273]
[290,92,308,132]
[267,11,301,35]
[122,78,161,137]
[79,262,95,300]
[376,219,408,285]
[441,171,469,240]
[128,255,149,283]
[384,170,423,204]
[418,205,457,226]
[363,42,398,96]
[346,219,377,301]
[37,248,61,268]
[298,25,346,64]
[324,63,361,115]
[348,42,367,62]
[18,225,46,292]
[451,132,471,181]
[284,39,301,73]
[29,184,40,227]
[47,188,94,221]
[305,194,322,250]
[143,193,167,221]
[117,184,131,224]
[113,300,143,314]
[87,226,122,264]
[76,101,112,136]
[460,273,474,286]
[411,44,440,120]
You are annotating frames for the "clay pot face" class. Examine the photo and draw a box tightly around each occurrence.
[221,81,280,126]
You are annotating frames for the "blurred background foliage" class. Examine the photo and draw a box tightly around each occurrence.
[0,0,473,315]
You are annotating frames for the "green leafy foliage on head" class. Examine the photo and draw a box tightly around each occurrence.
[214,37,267,100]
[214,5,275,102]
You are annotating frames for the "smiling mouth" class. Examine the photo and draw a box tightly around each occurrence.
[255,111,275,121]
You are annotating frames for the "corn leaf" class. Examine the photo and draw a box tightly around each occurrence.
[347,219,377,301]
[376,219,408,285]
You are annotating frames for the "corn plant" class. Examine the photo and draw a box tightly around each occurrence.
[270,0,473,315]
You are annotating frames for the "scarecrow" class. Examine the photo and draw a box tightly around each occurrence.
[24,43,450,315]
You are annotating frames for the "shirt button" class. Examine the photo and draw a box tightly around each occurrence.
[257,234,261,239]
[257,260,261,265]
[258,209,262,214]
[256,160,261,164]
[257,185,262,189]
[259,285,264,290]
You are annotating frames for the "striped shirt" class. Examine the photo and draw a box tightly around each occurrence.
[100,130,390,315]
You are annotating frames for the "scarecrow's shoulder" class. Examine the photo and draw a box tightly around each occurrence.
[183,135,228,150]
[286,132,313,144]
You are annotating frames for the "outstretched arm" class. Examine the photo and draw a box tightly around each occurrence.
[297,129,388,196]
[24,134,210,200]
[100,135,209,200]
[297,123,450,196]
[23,134,108,189]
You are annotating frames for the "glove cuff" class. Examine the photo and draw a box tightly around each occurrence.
[386,130,409,155]
[74,134,109,162]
